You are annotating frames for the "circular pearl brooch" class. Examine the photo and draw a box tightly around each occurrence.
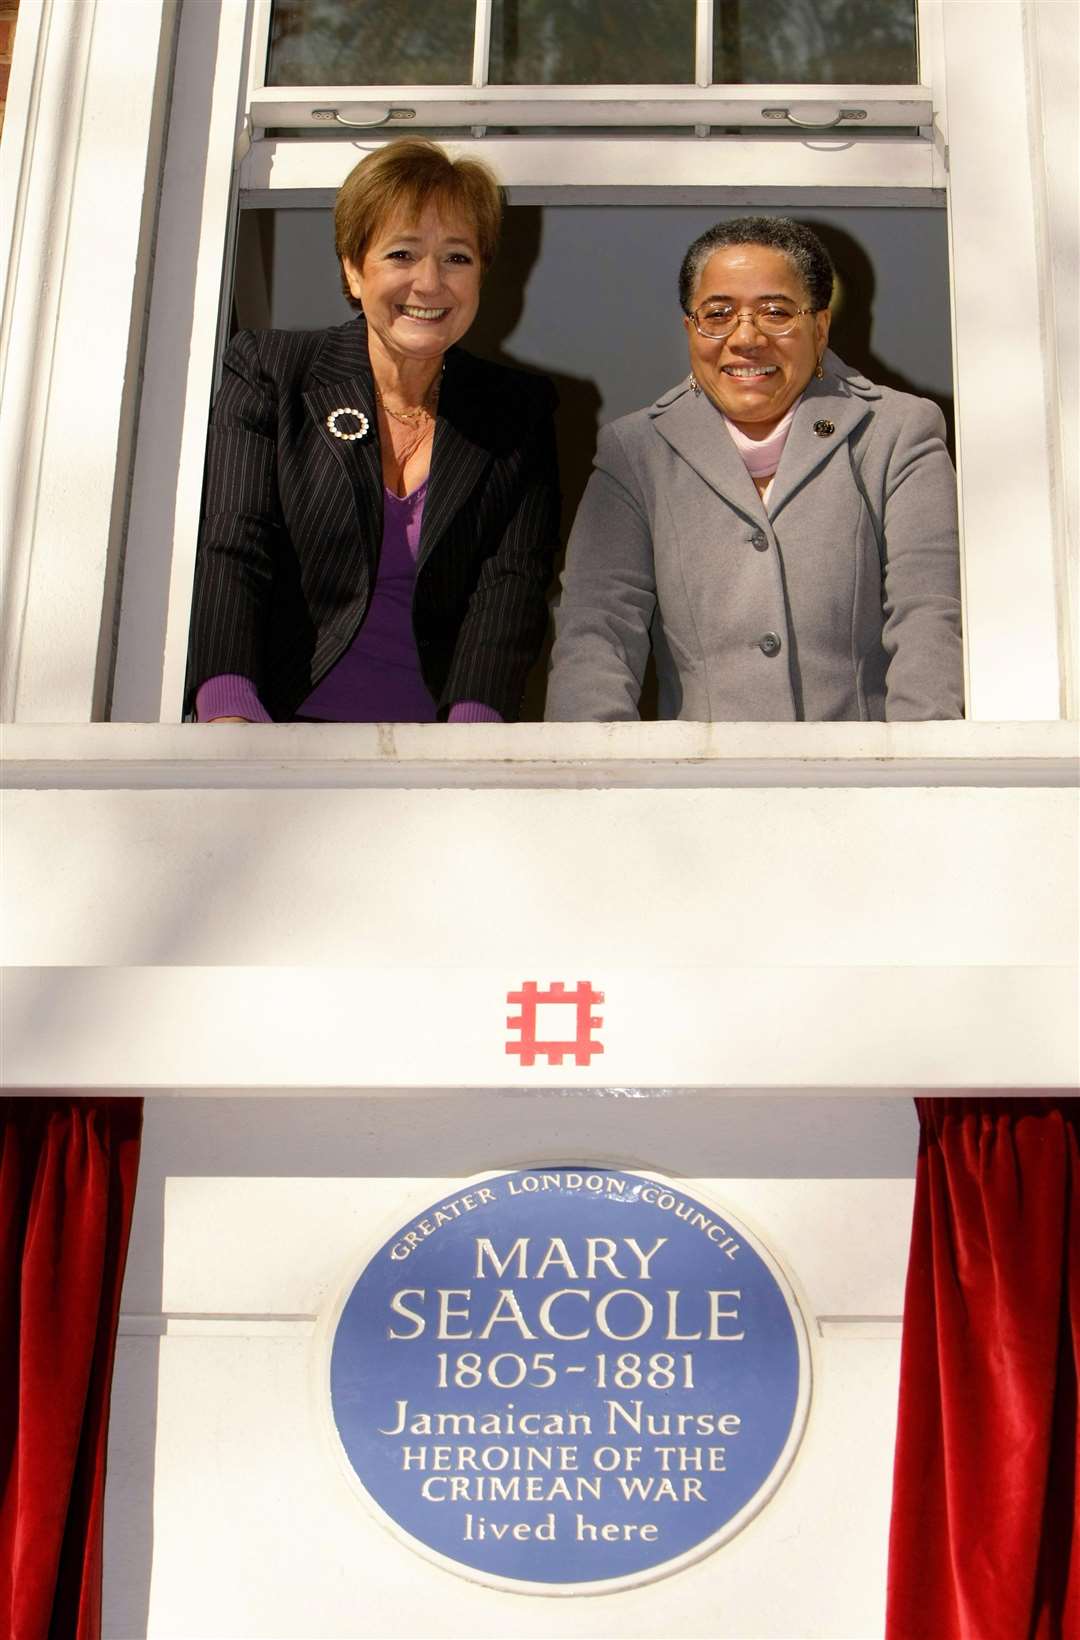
[326,406,370,441]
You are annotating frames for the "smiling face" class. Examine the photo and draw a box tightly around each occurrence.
[684,244,830,437]
[342,201,482,369]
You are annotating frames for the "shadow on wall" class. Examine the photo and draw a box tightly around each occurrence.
[467,205,602,547]
[467,210,956,499]
[228,201,955,720]
[464,206,602,720]
[239,201,956,481]
[814,221,955,457]
[462,209,956,715]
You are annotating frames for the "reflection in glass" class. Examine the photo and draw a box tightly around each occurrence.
[267,0,475,86]
[267,0,917,88]
[489,0,695,85]
[714,0,917,84]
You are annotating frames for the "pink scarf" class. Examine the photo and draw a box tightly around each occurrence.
[723,399,799,479]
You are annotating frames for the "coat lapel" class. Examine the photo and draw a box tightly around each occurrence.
[649,352,877,522]
[766,354,875,519]
[650,382,766,522]
[417,350,491,571]
[302,318,383,561]
[300,322,492,572]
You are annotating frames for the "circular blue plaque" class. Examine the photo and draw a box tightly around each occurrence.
[327,1168,811,1592]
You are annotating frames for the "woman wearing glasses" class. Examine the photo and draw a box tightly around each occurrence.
[546,217,963,721]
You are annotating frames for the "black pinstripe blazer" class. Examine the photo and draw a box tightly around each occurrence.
[186,315,560,720]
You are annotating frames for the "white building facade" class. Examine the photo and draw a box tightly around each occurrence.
[2,2,1077,1634]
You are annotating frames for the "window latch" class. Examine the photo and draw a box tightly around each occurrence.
[761,107,869,130]
[311,107,417,129]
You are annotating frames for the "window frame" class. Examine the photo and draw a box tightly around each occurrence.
[250,0,930,132]
[103,0,1066,725]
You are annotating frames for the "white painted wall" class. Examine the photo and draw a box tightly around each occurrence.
[103,1093,918,1640]
[4,725,1077,1092]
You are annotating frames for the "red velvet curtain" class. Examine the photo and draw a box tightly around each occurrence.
[0,1098,142,1640]
[887,1097,1080,1640]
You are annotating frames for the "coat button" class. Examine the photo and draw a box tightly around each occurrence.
[750,529,768,550]
[758,632,782,657]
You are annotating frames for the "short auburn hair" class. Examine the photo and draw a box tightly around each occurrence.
[334,138,503,306]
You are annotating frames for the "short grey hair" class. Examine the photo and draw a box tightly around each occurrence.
[679,216,835,314]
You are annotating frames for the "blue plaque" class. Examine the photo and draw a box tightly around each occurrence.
[327,1168,810,1592]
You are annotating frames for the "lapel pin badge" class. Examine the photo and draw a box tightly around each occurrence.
[326,406,370,441]
[813,418,835,438]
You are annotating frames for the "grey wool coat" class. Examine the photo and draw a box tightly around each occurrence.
[545,352,964,721]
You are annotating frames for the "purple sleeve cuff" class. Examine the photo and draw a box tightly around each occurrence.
[447,700,504,724]
[195,675,272,723]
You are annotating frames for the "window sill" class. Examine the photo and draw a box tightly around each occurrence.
[3,721,1076,790]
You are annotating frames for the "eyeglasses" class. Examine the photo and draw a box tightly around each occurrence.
[687,300,817,339]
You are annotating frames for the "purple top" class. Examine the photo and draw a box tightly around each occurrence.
[196,480,501,723]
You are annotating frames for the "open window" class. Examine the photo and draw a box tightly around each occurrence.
[106,0,1066,724]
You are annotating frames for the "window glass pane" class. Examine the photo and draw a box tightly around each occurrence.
[266,0,475,86]
[489,0,695,84]
[714,0,917,83]
[266,0,917,88]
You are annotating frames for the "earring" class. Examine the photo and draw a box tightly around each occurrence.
[814,358,825,380]
[689,372,702,395]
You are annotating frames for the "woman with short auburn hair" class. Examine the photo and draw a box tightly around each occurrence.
[188,138,559,724]
[547,215,963,722]
[334,138,503,286]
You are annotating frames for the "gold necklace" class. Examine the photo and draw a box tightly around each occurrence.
[375,370,442,427]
